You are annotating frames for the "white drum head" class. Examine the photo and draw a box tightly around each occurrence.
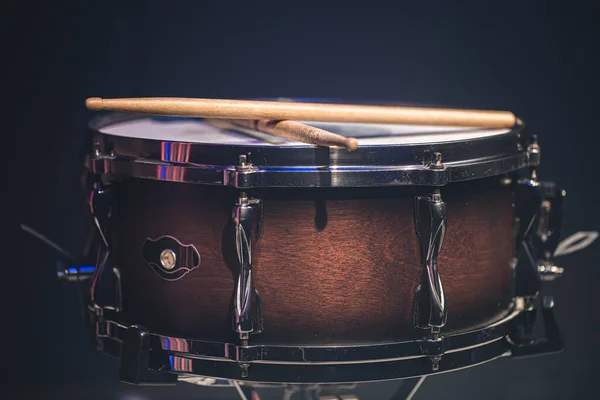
[99,117,511,147]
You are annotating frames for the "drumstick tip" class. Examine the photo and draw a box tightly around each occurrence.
[347,138,359,151]
[86,97,103,110]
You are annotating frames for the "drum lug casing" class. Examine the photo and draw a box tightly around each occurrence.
[414,189,447,370]
[86,182,123,312]
[232,192,264,346]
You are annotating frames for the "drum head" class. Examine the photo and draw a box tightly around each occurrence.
[88,113,534,188]
[98,116,511,146]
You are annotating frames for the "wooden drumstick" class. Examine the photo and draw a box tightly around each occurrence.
[85,97,521,128]
[206,118,359,150]
[204,118,286,144]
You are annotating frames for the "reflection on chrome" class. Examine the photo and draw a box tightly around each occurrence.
[161,141,191,163]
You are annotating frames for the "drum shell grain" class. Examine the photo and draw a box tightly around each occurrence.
[112,177,515,345]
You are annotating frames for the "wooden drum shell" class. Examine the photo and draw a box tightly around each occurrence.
[113,176,515,346]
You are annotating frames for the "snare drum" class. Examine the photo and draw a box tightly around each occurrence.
[75,111,565,385]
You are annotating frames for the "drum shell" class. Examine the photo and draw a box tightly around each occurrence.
[111,176,515,345]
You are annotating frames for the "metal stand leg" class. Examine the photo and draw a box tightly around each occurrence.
[233,381,259,400]
[390,377,426,400]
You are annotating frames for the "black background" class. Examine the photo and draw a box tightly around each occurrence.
[10,1,600,399]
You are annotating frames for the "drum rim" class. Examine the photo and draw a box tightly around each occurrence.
[92,299,523,384]
[87,113,537,188]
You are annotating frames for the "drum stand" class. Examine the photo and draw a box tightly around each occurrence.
[390,377,426,400]
[223,377,425,400]
[226,378,424,400]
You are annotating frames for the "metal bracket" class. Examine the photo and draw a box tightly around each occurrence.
[88,247,122,312]
[55,180,113,283]
[86,182,123,312]
[414,189,447,370]
[526,134,541,165]
[119,325,177,385]
[510,138,565,359]
[89,182,113,249]
[535,182,565,280]
[56,264,96,281]
[142,236,201,281]
[514,171,566,298]
[510,296,563,358]
[414,189,448,333]
[232,192,264,345]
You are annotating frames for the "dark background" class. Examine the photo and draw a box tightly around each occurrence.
[10,1,600,399]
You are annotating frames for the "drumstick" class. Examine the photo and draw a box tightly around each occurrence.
[85,97,521,128]
[206,118,359,150]
[204,119,287,145]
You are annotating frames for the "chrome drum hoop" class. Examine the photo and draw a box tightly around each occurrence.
[92,299,525,384]
[87,113,538,188]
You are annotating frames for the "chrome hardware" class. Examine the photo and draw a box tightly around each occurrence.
[93,155,532,188]
[501,175,512,186]
[86,180,123,313]
[89,247,122,313]
[514,169,542,298]
[118,325,177,385]
[514,168,566,298]
[510,295,562,358]
[428,152,444,169]
[160,249,177,270]
[414,189,447,371]
[414,189,447,334]
[526,135,540,165]
[536,184,565,262]
[537,262,564,281]
[429,355,442,372]
[56,263,96,281]
[88,113,535,188]
[510,162,565,359]
[107,302,522,363]
[239,363,250,378]
[142,236,201,281]
[89,300,524,384]
[89,182,113,249]
[93,140,116,158]
[237,154,253,172]
[232,193,264,344]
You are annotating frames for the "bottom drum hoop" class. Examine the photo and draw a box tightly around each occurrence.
[91,298,525,384]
